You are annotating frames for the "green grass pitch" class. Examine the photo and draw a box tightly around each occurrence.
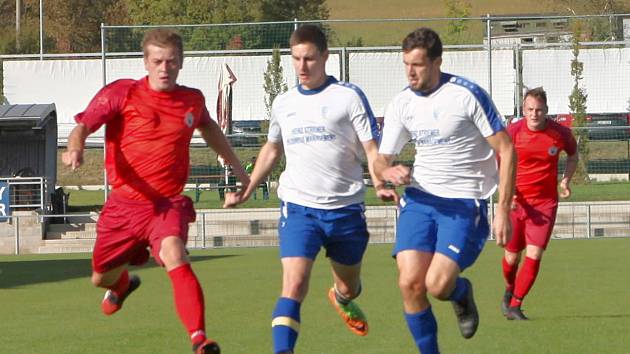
[1,238,630,353]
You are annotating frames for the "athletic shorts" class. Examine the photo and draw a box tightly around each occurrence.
[92,193,196,273]
[506,198,558,252]
[393,188,489,271]
[278,201,369,266]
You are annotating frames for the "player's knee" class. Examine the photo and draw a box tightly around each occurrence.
[398,276,425,297]
[159,237,188,268]
[505,252,520,265]
[283,277,310,300]
[425,274,451,300]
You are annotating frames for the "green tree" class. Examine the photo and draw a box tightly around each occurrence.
[256,0,329,21]
[568,25,590,184]
[263,47,288,119]
[546,0,630,41]
[42,0,128,53]
[253,0,330,48]
[262,47,288,179]
[124,0,260,51]
[442,0,472,45]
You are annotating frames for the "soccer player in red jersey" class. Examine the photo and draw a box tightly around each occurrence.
[501,87,578,320]
[62,29,248,353]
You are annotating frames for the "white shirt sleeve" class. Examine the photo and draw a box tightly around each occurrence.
[468,89,505,138]
[349,94,377,142]
[379,99,411,155]
[267,100,282,143]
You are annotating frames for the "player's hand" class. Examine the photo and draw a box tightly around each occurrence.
[492,208,512,247]
[511,196,518,210]
[223,190,248,208]
[62,149,84,170]
[375,186,399,204]
[559,179,571,199]
[381,164,411,186]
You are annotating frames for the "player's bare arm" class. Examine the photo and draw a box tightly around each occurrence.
[223,141,283,208]
[486,130,516,247]
[362,141,399,203]
[62,123,90,170]
[374,153,411,187]
[198,120,250,188]
[559,152,578,198]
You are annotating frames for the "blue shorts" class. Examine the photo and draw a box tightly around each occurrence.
[393,188,489,271]
[278,201,369,266]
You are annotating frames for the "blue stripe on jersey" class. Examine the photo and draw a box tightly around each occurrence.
[297,76,337,95]
[448,74,504,133]
[336,80,380,142]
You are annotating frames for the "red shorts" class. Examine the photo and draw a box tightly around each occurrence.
[92,193,196,273]
[506,198,558,252]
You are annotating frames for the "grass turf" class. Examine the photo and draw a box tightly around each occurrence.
[1,238,630,353]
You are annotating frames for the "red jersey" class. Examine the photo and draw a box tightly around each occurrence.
[507,119,577,204]
[75,77,211,200]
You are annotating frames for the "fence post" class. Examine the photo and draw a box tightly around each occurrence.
[40,177,45,211]
[201,212,206,249]
[101,22,109,203]
[14,215,20,255]
[586,204,591,239]
[341,47,347,81]
[393,206,398,241]
[514,43,522,118]
[485,13,493,97]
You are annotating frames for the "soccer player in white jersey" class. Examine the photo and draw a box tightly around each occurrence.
[224,25,396,354]
[374,27,516,353]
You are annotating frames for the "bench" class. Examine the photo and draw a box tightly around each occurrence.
[189,165,237,202]
[188,165,269,202]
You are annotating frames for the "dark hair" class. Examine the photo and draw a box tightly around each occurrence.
[402,27,442,60]
[523,87,548,107]
[142,29,184,62]
[290,25,328,53]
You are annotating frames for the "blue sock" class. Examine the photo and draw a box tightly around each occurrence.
[404,307,439,354]
[448,277,468,303]
[272,297,301,353]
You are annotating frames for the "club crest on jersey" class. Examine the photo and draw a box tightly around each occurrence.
[184,112,194,128]
[321,106,328,119]
[548,146,559,156]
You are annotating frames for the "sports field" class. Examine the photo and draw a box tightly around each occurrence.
[1,238,629,353]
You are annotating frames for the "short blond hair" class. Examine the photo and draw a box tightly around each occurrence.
[141,29,183,62]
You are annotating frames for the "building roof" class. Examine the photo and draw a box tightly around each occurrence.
[0,104,56,129]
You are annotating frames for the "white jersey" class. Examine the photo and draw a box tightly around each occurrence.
[379,73,505,199]
[268,76,379,209]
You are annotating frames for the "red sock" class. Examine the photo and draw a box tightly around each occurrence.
[167,264,206,345]
[109,270,130,296]
[502,257,518,292]
[510,257,541,308]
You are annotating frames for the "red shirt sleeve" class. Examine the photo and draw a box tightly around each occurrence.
[74,79,135,133]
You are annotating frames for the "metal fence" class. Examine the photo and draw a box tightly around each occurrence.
[1,202,629,255]
[0,177,46,211]
[1,14,629,255]
[4,14,630,142]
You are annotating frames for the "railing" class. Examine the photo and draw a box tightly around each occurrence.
[0,177,46,211]
[1,202,629,255]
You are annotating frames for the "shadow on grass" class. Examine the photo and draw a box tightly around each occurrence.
[67,205,103,213]
[536,313,630,320]
[0,254,237,289]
